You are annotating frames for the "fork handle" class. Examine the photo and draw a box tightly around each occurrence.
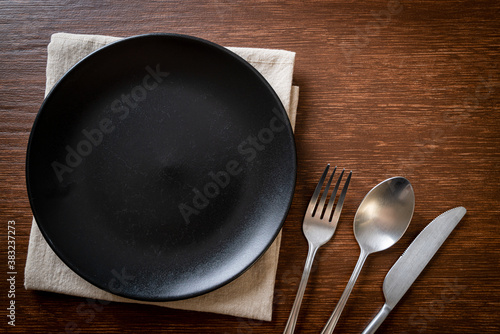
[283,242,319,334]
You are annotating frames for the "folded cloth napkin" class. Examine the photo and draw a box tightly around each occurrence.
[25,33,299,321]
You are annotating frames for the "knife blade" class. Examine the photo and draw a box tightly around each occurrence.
[361,206,466,334]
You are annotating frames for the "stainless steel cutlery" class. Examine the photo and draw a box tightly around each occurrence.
[321,177,415,334]
[283,166,464,334]
[283,164,351,334]
[361,207,466,334]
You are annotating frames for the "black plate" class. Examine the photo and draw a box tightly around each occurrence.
[26,34,296,301]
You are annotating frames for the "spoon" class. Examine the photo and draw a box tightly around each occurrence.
[320,177,415,334]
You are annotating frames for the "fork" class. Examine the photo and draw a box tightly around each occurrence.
[283,164,352,334]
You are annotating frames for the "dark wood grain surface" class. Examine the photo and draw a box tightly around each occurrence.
[1,0,499,333]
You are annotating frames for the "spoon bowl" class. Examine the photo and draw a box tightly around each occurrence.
[354,177,415,253]
[321,177,415,334]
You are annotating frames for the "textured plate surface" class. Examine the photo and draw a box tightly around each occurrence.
[26,34,296,301]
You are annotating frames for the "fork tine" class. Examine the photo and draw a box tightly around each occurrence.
[318,167,336,218]
[329,171,352,223]
[323,168,345,220]
[306,164,330,216]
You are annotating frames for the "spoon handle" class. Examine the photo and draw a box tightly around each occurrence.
[321,249,369,334]
[283,242,319,334]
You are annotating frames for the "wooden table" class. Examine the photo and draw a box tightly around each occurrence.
[1,1,499,333]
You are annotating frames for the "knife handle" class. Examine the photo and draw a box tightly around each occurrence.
[361,303,392,334]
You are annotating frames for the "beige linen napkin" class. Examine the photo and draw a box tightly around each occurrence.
[25,32,299,322]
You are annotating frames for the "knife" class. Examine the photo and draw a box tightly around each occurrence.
[361,206,466,334]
